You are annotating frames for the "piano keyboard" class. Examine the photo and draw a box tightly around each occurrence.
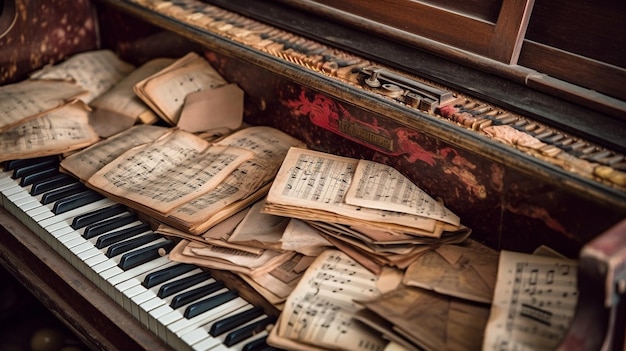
[0,156,281,351]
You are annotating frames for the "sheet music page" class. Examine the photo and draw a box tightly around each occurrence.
[0,80,87,131]
[135,52,227,124]
[266,147,438,233]
[346,159,460,226]
[60,124,171,181]
[165,126,307,232]
[280,219,331,256]
[87,129,253,213]
[0,104,99,162]
[241,252,315,300]
[30,49,135,103]
[275,249,390,351]
[169,239,295,277]
[89,58,174,137]
[168,159,270,230]
[228,199,290,249]
[482,250,579,351]
[214,125,307,165]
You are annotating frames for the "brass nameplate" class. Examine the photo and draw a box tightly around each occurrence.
[338,119,394,152]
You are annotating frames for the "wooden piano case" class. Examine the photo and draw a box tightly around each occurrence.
[0,0,625,349]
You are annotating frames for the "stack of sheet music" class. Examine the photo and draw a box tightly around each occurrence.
[261,147,472,274]
[0,50,136,161]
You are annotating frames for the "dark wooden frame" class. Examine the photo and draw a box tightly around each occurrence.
[274,0,535,64]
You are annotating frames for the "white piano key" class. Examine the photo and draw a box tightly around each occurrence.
[110,255,171,304]
[122,284,148,312]
[26,205,53,219]
[191,338,230,351]
[1,160,274,351]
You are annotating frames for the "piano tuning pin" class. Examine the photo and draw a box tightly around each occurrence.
[364,68,382,88]
[380,83,404,98]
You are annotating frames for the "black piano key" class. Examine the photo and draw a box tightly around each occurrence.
[118,240,175,270]
[224,316,276,347]
[52,190,104,215]
[19,167,59,187]
[30,173,76,196]
[4,156,58,172]
[71,203,127,230]
[95,223,152,249]
[83,213,138,239]
[41,182,85,205]
[242,335,269,351]
[142,263,196,288]
[184,289,239,319]
[106,233,162,258]
[170,281,225,309]
[158,271,212,299]
[210,307,264,336]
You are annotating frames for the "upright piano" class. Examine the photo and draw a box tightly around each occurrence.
[0,0,625,350]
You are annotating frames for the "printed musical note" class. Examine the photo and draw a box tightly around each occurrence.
[278,250,387,351]
[483,250,578,351]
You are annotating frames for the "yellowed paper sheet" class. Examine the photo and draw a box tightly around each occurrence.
[30,49,135,103]
[270,249,390,351]
[227,199,290,250]
[346,159,460,226]
[403,243,499,303]
[280,219,331,256]
[166,160,271,232]
[0,103,99,162]
[361,286,489,351]
[87,129,253,213]
[482,250,578,351]
[60,124,171,181]
[265,147,440,235]
[134,52,227,124]
[89,58,174,137]
[240,252,314,300]
[0,80,87,132]
[168,239,294,277]
[177,83,244,134]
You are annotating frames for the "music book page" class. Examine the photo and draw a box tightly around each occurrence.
[0,80,87,131]
[166,161,271,233]
[60,124,171,181]
[482,250,579,351]
[346,159,460,226]
[134,52,227,124]
[165,126,305,233]
[168,238,295,277]
[0,103,99,162]
[268,249,395,351]
[30,49,135,103]
[89,58,175,137]
[265,147,446,236]
[87,128,253,214]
